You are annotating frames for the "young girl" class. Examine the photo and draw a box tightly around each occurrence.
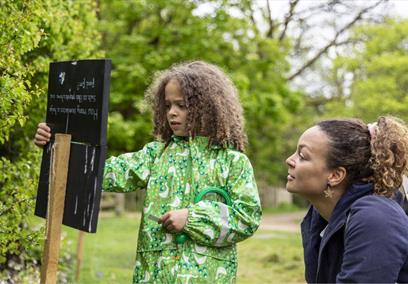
[286,116,408,283]
[35,61,262,283]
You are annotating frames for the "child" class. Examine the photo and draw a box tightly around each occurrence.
[286,116,408,282]
[34,61,262,283]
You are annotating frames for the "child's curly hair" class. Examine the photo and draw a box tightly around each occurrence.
[145,61,247,152]
[317,116,408,197]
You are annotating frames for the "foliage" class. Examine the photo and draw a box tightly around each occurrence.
[99,0,302,185]
[324,19,408,122]
[0,0,101,281]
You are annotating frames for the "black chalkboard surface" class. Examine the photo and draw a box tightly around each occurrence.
[35,59,111,233]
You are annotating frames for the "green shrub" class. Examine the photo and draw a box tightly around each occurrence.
[0,1,101,281]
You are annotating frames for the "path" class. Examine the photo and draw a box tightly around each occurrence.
[258,211,306,233]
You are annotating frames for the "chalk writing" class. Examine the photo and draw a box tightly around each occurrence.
[49,93,97,103]
[49,105,98,120]
[77,77,95,90]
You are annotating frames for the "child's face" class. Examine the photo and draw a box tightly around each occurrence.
[165,79,188,136]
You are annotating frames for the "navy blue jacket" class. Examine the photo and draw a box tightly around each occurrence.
[301,183,408,283]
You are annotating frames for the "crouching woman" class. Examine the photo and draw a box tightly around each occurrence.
[286,116,408,283]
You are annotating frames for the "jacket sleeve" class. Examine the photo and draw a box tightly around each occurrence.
[183,153,262,247]
[336,196,408,283]
[102,142,162,193]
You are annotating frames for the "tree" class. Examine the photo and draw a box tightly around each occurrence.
[227,0,392,183]
[99,0,301,187]
[0,1,101,281]
[225,0,387,81]
[323,19,408,122]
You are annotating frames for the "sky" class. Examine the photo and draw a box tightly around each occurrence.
[266,0,408,19]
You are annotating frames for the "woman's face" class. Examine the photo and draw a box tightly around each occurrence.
[286,126,333,200]
[165,79,188,137]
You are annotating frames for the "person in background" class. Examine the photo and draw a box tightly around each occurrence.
[286,116,408,283]
[34,61,262,283]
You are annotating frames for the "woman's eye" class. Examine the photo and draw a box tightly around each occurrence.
[299,152,306,160]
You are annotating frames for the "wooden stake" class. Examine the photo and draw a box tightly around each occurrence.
[75,231,86,281]
[40,134,71,284]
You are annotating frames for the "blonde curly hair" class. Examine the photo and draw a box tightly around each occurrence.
[145,61,247,152]
[318,116,408,197]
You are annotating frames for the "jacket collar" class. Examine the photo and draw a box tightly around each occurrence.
[328,183,374,229]
[301,182,374,282]
[303,183,374,234]
[319,182,374,250]
[170,135,222,150]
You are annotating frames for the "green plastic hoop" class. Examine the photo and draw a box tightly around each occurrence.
[176,187,232,244]
[193,187,232,206]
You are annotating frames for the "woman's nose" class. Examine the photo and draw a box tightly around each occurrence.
[286,154,295,168]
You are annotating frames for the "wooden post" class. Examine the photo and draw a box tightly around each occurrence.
[40,134,71,284]
[75,231,86,281]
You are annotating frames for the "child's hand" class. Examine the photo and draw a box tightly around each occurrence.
[158,208,188,233]
[34,122,51,147]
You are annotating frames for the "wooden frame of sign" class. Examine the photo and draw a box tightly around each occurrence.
[35,59,111,283]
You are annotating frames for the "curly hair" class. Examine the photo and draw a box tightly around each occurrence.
[371,116,408,196]
[145,61,247,152]
[317,116,408,197]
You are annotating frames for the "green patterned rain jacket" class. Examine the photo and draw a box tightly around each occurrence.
[102,136,262,283]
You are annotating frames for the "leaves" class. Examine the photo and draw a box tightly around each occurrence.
[327,19,408,122]
[0,0,101,281]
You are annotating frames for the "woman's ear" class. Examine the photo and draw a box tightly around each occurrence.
[328,167,347,187]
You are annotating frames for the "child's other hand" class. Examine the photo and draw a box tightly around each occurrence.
[158,208,188,233]
[34,122,51,147]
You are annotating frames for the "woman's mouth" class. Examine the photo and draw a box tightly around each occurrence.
[287,173,295,181]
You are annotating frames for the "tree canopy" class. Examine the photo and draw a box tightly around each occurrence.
[326,19,408,122]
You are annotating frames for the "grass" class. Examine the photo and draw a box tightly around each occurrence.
[262,203,304,214]
[63,213,137,283]
[237,231,304,283]
[62,212,305,283]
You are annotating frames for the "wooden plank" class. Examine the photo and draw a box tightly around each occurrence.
[75,231,86,281]
[40,134,71,284]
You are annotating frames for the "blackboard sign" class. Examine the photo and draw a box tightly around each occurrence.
[35,59,111,233]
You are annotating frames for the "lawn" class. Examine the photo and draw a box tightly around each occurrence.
[62,213,305,283]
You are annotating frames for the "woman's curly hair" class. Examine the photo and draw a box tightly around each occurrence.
[145,61,247,152]
[371,116,408,196]
[317,116,408,197]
